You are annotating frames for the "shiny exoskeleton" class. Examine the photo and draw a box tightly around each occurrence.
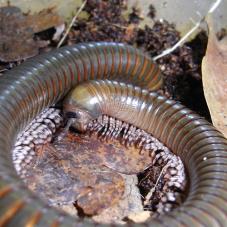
[63,81,186,214]
[0,42,226,227]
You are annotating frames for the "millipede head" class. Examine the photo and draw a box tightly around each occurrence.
[63,106,94,132]
[63,83,101,132]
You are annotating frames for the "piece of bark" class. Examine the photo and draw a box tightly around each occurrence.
[202,14,227,138]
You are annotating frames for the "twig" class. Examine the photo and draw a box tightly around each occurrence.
[209,0,222,13]
[108,23,128,29]
[57,0,87,48]
[154,164,168,189]
[0,68,8,73]
[144,164,169,205]
[153,0,222,61]
[153,20,202,61]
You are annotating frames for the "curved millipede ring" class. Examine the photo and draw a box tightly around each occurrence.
[0,42,226,227]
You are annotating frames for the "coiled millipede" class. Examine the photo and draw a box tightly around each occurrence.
[0,42,226,226]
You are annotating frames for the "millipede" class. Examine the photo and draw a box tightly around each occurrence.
[0,42,226,226]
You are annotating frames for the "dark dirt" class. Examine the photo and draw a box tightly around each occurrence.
[0,0,210,120]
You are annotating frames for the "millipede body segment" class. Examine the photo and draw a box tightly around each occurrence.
[63,79,227,226]
[13,108,62,177]
[0,42,226,226]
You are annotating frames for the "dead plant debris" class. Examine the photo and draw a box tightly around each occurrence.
[0,1,210,121]
[202,15,227,138]
[0,6,64,62]
[23,131,148,220]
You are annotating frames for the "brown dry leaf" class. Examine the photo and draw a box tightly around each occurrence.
[92,174,144,224]
[25,133,126,216]
[57,131,152,174]
[99,138,153,174]
[24,130,152,218]
[26,8,64,34]
[0,6,64,62]
[202,14,227,138]
[25,150,125,216]
[76,170,125,215]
